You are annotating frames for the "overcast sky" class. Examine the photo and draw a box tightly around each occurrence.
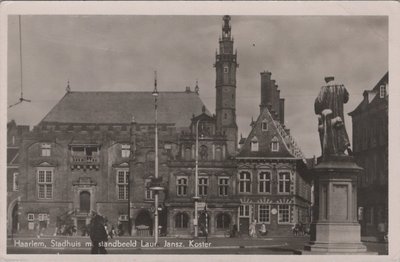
[7,15,388,157]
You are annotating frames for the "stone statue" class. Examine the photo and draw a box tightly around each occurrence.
[314,77,351,157]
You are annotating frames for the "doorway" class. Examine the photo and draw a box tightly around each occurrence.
[79,191,90,213]
[239,218,250,236]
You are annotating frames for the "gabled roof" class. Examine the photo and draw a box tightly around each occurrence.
[40,91,209,128]
[237,107,295,158]
[349,72,388,116]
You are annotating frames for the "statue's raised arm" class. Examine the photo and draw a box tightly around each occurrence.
[315,77,351,158]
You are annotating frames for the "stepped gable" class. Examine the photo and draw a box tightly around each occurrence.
[237,107,296,158]
[39,91,209,128]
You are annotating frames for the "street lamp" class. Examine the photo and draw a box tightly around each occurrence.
[150,71,164,246]
[193,119,201,237]
[128,115,136,236]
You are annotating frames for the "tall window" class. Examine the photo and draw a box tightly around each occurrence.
[271,137,279,152]
[184,147,192,161]
[251,137,259,152]
[216,213,231,229]
[239,205,250,217]
[215,147,223,161]
[175,212,189,228]
[145,179,154,200]
[278,204,290,223]
[380,84,386,98]
[218,177,229,196]
[259,205,270,223]
[238,171,251,193]
[117,170,129,200]
[199,177,208,196]
[121,144,130,158]
[37,169,53,199]
[41,143,51,157]
[176,177,188,196]
[13,172,19,191]
[278,172,291,193]
[259,172,271,193]
[262,120,268,131]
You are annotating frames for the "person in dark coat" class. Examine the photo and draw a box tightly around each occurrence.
[89,215,108,254]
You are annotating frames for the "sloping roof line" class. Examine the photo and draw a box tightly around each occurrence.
[237,107,294,158]
[39,91,209,128]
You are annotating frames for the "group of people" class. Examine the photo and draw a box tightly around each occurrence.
[291,222,309,236]
[248,220,268,238]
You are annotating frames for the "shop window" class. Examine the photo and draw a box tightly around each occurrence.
[259,205,270,223]
[278,204,290,224]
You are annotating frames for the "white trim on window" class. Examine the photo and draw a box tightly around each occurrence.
[258,171,271,194]
[258,204,271,223]
[176,176,188,197]
[37,168,53,199]
[278,204,291,224]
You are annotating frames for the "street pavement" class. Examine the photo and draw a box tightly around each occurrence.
[6,235,388,255]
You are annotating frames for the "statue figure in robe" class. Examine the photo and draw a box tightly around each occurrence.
[315,77,351,157]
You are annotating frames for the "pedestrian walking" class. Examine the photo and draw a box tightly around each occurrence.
[249,219,257,238]
[89,215,108,254]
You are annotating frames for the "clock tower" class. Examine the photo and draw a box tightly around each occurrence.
[215,15,238,155]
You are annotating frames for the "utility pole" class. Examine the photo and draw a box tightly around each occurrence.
[193,119,201,237]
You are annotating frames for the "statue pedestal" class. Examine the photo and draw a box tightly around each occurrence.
[304,156,369,254]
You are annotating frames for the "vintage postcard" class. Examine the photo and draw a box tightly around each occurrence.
[1,1,399,262]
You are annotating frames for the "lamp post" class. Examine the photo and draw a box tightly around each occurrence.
[150,71,162,246]
[128,115,136,236]
[193,119,201,237]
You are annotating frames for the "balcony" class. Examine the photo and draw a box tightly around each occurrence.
[70,145,100,171]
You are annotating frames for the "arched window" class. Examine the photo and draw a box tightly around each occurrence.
[251,136,259,152]
[175,212,189,228]
[216,213,231,229]
[80,191,90,213]
[271,137,279,152]
[200,145,208,160]
[215,146,222,161]
[184,147,192,161]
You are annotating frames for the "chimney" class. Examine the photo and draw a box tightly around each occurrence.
[260,71,271,113]
[279,98,285,125]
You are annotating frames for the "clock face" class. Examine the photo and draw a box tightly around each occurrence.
[271,208,278,215]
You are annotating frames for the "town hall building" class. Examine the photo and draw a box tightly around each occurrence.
[8,15,311,237]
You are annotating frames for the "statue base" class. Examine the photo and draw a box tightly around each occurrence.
[303,155,371,254]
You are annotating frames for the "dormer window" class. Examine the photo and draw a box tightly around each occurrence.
[251,136,259,152]
[380,84,386,98]
[121,144,130,158]
[271,137,279,152]
[41,143,51,157]
[262,120,268,131]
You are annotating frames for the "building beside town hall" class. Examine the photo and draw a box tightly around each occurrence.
[236,72,311,236]
[348,72,388,238]
[9,15,311,237]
